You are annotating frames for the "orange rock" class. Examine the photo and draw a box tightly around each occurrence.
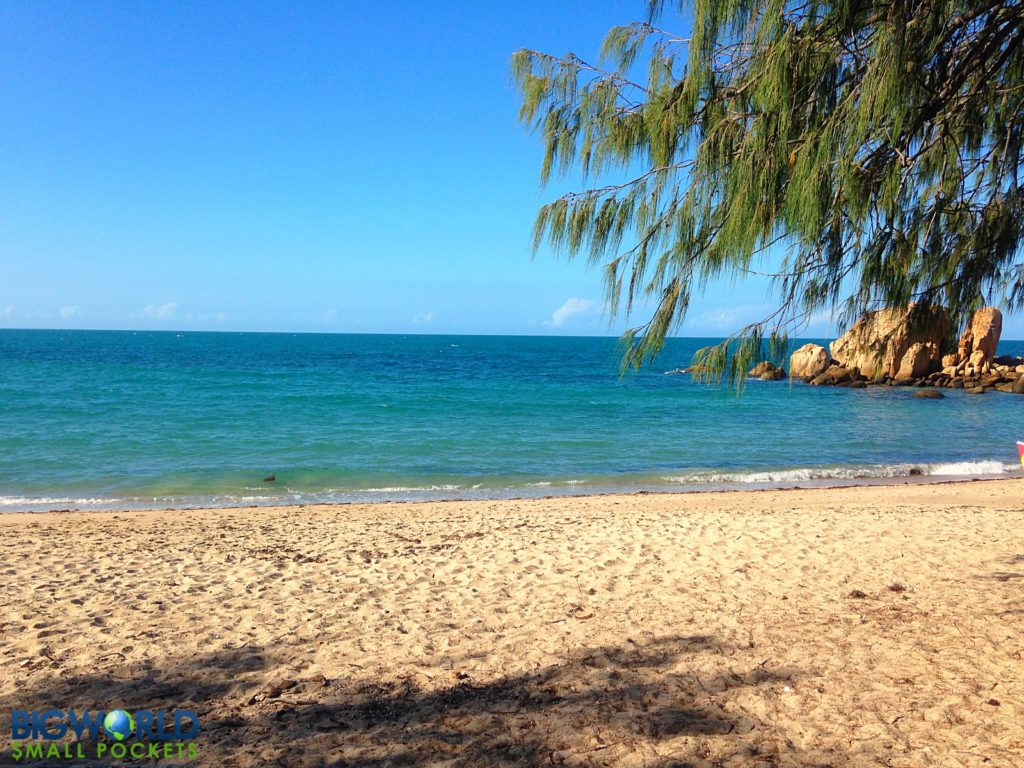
[957,307,1002,373]
[789,343,831,379]
[830,304,950,379]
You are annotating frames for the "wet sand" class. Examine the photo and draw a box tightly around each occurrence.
[1,479,1022,766]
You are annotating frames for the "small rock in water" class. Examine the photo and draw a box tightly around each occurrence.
[913,389,944,399]
[264,474,276,482]
[749,361,785,380]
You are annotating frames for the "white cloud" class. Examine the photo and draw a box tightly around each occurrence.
[141,302,178,320]
[2,305,14,317]
[804,308,840,336]
[58,305,80,319]
[684,303,773,334]
[321,308,339,323]
[413,312,435,325]
[185,310,229,324]
[545,298,596,328]
[684,303,841,337]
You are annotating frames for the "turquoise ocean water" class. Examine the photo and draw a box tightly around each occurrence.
[0,329,1021,511]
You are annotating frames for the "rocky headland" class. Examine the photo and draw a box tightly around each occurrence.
[766,305,1023,394]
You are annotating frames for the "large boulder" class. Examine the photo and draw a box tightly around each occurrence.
[830,304,951,379]
[957,307,1002,374]
[789,343,831,379]
[896,342,932,380]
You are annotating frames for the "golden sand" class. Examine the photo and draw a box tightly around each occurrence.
[1,480,1022,766]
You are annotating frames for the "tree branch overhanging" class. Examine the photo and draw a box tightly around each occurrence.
[513,0,1024,382]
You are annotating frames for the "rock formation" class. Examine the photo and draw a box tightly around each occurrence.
[789,343,831,379]
[810,366,860,386]
[675,305,1021,394]
[955,307,1002,375]
[895,342,932,380]
[829,304,950,379]
[736,304,1023,395]
[749,361,785,380]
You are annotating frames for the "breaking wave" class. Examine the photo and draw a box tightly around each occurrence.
[1,461,1016,512]
[662,460,1015,485]
[0,497,112,507]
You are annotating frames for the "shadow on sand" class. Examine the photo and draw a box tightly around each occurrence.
[1,633,848,767]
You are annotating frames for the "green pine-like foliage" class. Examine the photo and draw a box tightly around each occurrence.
[513,0,1024,381]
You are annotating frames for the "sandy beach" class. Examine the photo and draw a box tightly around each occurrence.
[1,479,1022,767]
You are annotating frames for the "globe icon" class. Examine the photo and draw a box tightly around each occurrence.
[102,710,135,742]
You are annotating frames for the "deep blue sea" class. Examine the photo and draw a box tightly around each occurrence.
[0,330,1021,511]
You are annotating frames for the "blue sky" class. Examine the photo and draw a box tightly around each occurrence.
[1,1,1020,338]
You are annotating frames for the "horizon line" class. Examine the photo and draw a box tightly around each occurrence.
[3,326,1023,343]
[0,326,841,341]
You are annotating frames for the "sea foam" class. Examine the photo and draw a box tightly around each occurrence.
[661,460,1016,485]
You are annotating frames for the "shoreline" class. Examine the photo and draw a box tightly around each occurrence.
[2,479,1022,765]
[2,463,1020,514]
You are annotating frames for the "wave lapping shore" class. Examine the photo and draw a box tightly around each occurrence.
[1,459,1020,511]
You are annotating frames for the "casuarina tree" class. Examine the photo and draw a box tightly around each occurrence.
[513,0,1024,379]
